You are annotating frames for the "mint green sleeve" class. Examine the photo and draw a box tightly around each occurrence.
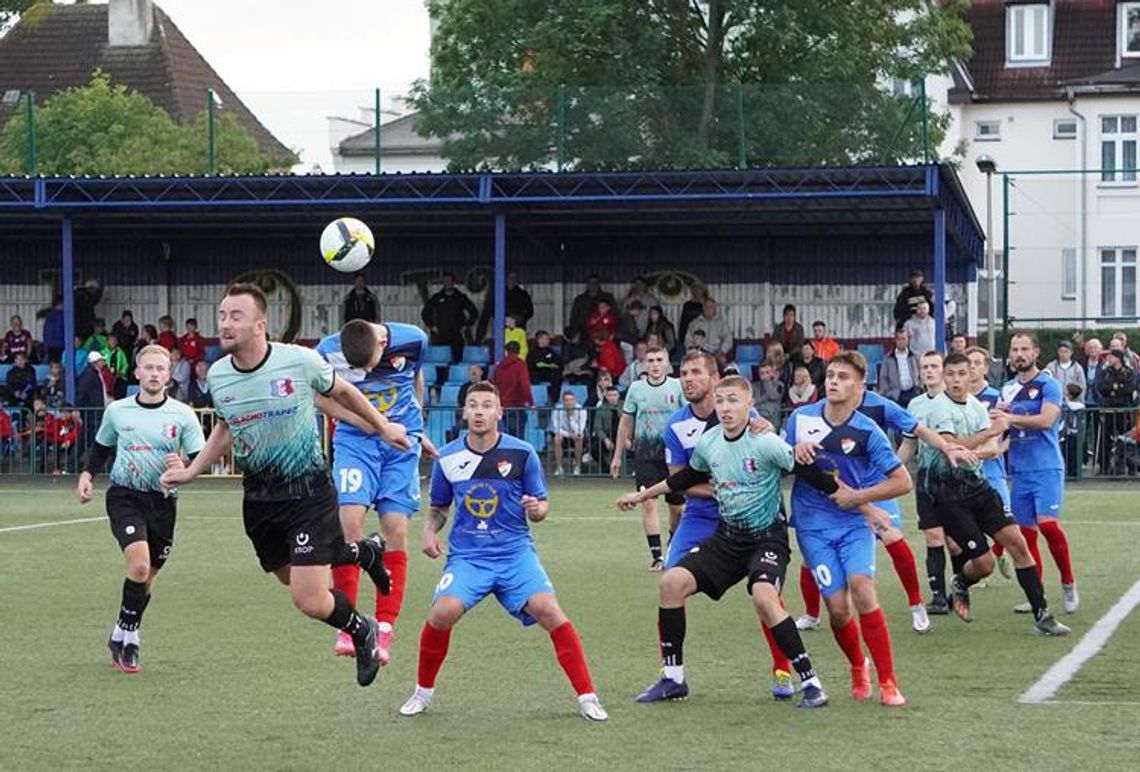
[762,434,795,472]
[688,434,711,472]
[181,409,207,455]
[95,404,118,447]
[300,347,335,395]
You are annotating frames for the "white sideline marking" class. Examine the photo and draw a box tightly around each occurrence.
[1036,700,1140,707]
[1019,577,1140,704]
[0,516,104,534]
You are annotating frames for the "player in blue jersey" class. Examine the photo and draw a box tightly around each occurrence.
[995,332,1078,613]
[662,351,796,700]
[317,319,435,664]
[161,284,407,688]
[783,351,911,707]
[77,345,206,673]
[966,345,1015,579]
[399,381,607,721]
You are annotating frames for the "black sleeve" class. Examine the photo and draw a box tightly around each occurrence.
[665,466,711,493]
[83,441,115,475]
[793,461,839,495]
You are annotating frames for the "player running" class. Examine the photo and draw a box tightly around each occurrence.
[317,319,434,664]
[77,345,205,673]
[610,345,685,570]
[619,375,829,709]
[995,332,1079,614]
[909,353,1069,635]
[399,382,607,721]
[784,352,910,707]
[965,345,1015,580]
[663,351,796,700]
[161,284,408,687]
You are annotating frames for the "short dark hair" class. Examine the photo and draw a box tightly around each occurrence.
[628,300,644,311]
[965,345,991,360]
[466,381,499,399]
[340,320,377,368]
[225,282,268,314]
[812,320,826,328]
[122,310,133,318]
[1009,330,1039,348]
[828,350,867,379]
[943,352,970,368]
[186,317,198,327]
[716,374,751,393]
[782,304,796,315]
[920,350,944,362]
[680,349,717,375]
[645,345,667,357]
[505,341,521,354]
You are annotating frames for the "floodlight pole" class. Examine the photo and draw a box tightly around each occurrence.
[207,88,217,174]
[985,168,996,353]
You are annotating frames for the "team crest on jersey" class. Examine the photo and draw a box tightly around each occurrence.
[389,355,406,371]
[463,483,499,518]
[368,387,399,412]
[742,457,757,473]
[840,438,857,455]
[270,378,294,397]
[1028,388,1039,400]
[161,424,178,440]
[497,460,512,477]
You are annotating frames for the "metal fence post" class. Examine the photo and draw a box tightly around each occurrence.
[206,88,217,174]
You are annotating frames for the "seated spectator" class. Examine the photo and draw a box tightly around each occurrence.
[167,346,190,401]
[188,360,213,409]
[492,341,533,438]
[5,315,35,361]
[560,327,594,388]
[5,351,36,408]
[770,304,805,357]
[42,361,65,408]
[590,385,622,470]
[879,329,920,405]
[616,301,644,361]
[157,315,178,351]
[810,321,840,362]
[42,299,65,363]
[527,330,561,400]
[893,269,934,330]
[797,342,826,390]
[645,306,676,354]
[618,341,649,390]
[504,313,528,361]
[111,311,139,355]
[550,389,588,476]
[685,298,731,356]
[45,403,82,475]
[181,318,206,366]
[585,299,618,342]
[590,328,625,385]
[1045,340,1086,403]
[786,366,818,407]
[622,277,660,332]
[103,334,130,398]
[587,369,614,408]
[948,333,968,354]
[77,351,111,408]
[904,301,936,356]
[752,362,785,431]
[0,338,10,365]
[84,318,108,353]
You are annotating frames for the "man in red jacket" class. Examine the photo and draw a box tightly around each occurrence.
[591,329,626,384]
[492,341,534,439]
[179,318,206,366]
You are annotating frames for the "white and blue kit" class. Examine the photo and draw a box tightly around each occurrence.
[855,390,919,529]
[973,385,1012,512]
[782,403,903,598]
[316,322,427,516]
[1001,373,1064,526]
[429,434,554,626]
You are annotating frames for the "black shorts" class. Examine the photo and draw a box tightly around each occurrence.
[916,488,941,530]
[676,523,791,601]
[106,486,177,569]
[634,458,684,506]
[241,475,345,573]
[938,487,1015,561]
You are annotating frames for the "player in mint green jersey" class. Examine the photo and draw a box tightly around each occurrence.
[610,346,685,570]
[160,284,411,687]
[78,345,206,673]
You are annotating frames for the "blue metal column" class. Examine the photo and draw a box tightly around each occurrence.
[932,208,947,353]
[62,217,76,403]
[493,213,506,363]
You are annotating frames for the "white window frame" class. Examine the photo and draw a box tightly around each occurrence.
[1100,114,1138,184]
[1006,3,1052,65]
[1062,247,1077,299]
[974,120,1002,141]
[1053,118,1077,140]
[1100,247,1138,318]
[1121,2,1140,60]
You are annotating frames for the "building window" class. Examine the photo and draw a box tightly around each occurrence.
[1122,2,1140,59]
[1062,248,1077,299]
[975,120,1001,141]
[1053,119,1077,139]
[1007,4,1051,64]
[1101,115,1138,182]
[1101,247,1137,317]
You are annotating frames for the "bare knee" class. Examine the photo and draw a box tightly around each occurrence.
[824,592,852,627]
[848,576,879,614]
[380,514,409,552]
[272,566,292,585]
[923,528,945,548]
[659,568,695,606]
[750,583,785,626]
[125,561,150,584]
[427,598,464,630]
[525,594,568,631]
[291,586,330,619]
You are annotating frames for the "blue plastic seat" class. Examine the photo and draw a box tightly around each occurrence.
[562,384,588,406]
[445,364,469,384]
[462,345,491,364]
[424,345,452,364]
[735,343,765,363]
[438,385,462,407]
[531,384,550,407]
[427,409,456,449]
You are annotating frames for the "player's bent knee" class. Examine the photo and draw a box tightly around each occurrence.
[339,505,368,542]
[525,594,567,630]
[923,529,945,548]
[428,598,465,629]
[125,562,150,583]
[380,514,409,551]
[972,551,995,576]
[848,576,879,613]
[659,567,696,603]
[290,588,330,619]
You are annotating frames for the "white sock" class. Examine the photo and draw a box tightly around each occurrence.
[803,676,821,690]
[378,621,393,634]
[123,629,140,646]
[111,625,125,643]
[415,685,434,699]
[663,665,684,684]
[577,692,597,704]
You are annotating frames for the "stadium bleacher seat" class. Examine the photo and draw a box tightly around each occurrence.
[427,409,456,449]
[205,344,221,363]
[74,350,88,375]
[0,365,11,383]
[462,345,491,364]
[735,343,765,363]
[424,345,452,364]
[438,385,461,407]
[445,364,469,385]
[33,364,50,382]
[524,410,545,451]
[531,384,550,407]
[562,384,588,406]
[126,384,140,396]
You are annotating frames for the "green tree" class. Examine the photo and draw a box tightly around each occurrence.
[411,0,972,171]
[0,0,36,31]
[0,71,277,175]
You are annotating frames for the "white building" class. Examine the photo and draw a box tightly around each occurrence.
[934,0,1140,331]
[328,103,449,174]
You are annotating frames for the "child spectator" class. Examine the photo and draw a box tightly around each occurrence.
[167,346,190,401]
[550,389,588,476]
[157,315,178,350]
[110,311,139,355]
[84,318,108,354]
[591,385,622,470]
[585,299,618,341]
[786,366,818,407]
[5,351,37,408]
[504,313,528,361]
[752,362,785,430]
[188,360,213,409]
[103,334,130,398]
[527,330,561,402]
[180,318,206,366]
[43,361,65,408]
[590,328,625,385]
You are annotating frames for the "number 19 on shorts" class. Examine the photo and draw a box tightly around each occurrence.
[339,468,363,494]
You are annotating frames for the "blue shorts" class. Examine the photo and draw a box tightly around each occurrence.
[985,473,1012,513]
[1010,469,1064,527]
[333,434,422,516]
[432,548,554,626]
[876,498,903,530]
[796,523,876,599]
[664,514,718,569]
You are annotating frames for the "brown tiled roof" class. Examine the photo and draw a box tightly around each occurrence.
[950,0,1133,103]
[0,3,293,162]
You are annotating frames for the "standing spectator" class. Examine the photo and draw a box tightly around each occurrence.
[110,311,139,355]
[585,299,618,342]
[948,333,968,354]
[770,304,805,358]
[102,334,130,398]
[676,282,708,354]
[5,315,35,361]
[503,313,528,361]
[42,361,65,408]
[786,367,818,407]
[879,329,920,405]
[343,273,379,324]
[156,316,178,351]
[622,277,660,337]
[591,385,623,469]
[421,272,478,362]
[619,341,650,390]
[550,389,588,476]
[797,342,827,390]
[180,318,206,367]
[684,298,731,357]
[645,306,676,354]
[45,404,82,474]
[903,300,936,356]
[587,369,615,408]
[77,351,111,407]
[84,318,108,354]
[1110,331,1140,371]
[42,299,65,364]
[616,301,644,361]
[568,275,618,337]
[1060,383,1086,479]
[751,361,785,431]
[527,330,561,401]
[167,346,190,401]
[1083,338,1104,407]
[188,360,213,409]
[132,324,158,377]
[893,269,934,330]
[491,340,533,438]
[1095,348,1137,474]
[505,270,534,330]
[809,321,840,362]
[4,352,36,408]
[590,329,625,385]
[74,278,102,342]
[1045,340,1087,402]
[560,327,595,389]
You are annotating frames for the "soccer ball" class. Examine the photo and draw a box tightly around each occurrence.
[320,217,375,273]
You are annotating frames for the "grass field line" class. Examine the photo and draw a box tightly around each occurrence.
[1019,577,1140,705]
[1037,700,1140,707]
[0,516,105,533]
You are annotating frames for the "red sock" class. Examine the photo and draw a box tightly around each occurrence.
[550,621,595,696]
[858,608,896,685]
[830,618,864,667]
[331,564,361,607]
[884,539,923,606]
[762,622,793,673]
[1021,526,1043,581]
[374,550,408,626]
[417,623,451,688]
[992,542,1005,558]
[799,564,821,618]
[1038,520,1075,584]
